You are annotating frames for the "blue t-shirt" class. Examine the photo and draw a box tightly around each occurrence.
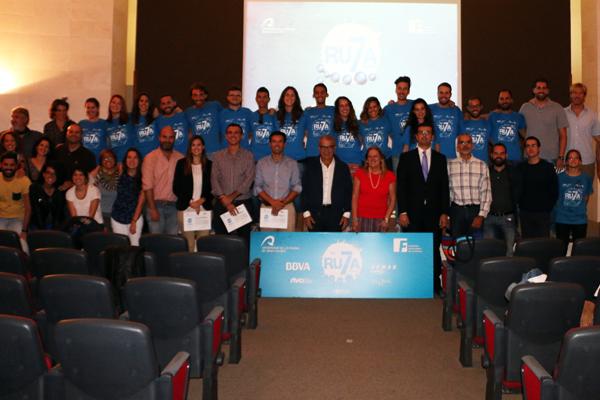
[304,106,335,157]
[132,115,158,158]
[384,101,413,155]
[106,119,133,161]
[335,123,365,165]
[489,111,526,161]
[554,172,593,224]
[219,107,253,149]
[185,101,222,155]
[250,112,279,161]
[359,117,392,159]
[79,119,108,160]
[463,119,491,162]
[155,113,190,155]
[279,113,307,161]
[430,104,464,159]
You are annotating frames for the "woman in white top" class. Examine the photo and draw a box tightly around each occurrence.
[173,136,213,251]
[65,167,103,225]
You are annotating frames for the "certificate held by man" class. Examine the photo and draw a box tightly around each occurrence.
[219,204,253,233]
[260,207,289,229]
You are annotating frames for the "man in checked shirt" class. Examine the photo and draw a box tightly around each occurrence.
[447,133,492,238]
[211,123,255,243]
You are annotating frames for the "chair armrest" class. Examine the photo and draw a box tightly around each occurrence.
[45,365,65,400]
[458,280,474,327]
[483,309,505,367]
[521,355,554,400]
[231,277,247,317]
[160,351,190,400]
[202,306,225,361]
[249,258,261,298]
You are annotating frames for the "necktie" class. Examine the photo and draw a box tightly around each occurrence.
[421,151,429,180]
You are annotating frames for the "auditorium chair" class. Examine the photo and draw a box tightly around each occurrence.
[140,233,188,276]
[27,229,74,252]
[29,248,91,297]
[52,319,190,399]
[126,277,224,400]
[196,234,261,329]
[0,245,30,278]
[571,237,600,256]
[81,231,130,276]
[482,282,584,400]
[457,256,535,367]
[169,251,245,364]
[37,274,117,358]
[0,229,23,250]
[521,326,600,400]
[0,272,34,317]
[548,256,600,300]
[98,248,159,277]
[0,315,55,399]
[513,238,566,274]
[441,238,505,331]
[594,296,600,325]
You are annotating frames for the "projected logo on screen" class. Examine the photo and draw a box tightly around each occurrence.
[322,242,363,282]
[317,24,380,86]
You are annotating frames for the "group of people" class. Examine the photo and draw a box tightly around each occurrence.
[0,77,598,267]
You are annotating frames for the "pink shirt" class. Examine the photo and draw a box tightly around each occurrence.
[142,148,184,202]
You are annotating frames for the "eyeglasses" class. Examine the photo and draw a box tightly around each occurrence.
[416,130,432,135]
[458,140,472,145]
[319,145,335,149]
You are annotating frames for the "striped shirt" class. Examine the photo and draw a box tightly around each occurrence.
[447,156,492,217]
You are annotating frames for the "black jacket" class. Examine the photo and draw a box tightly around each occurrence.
[301,156,352,218]
[172,158,213,211]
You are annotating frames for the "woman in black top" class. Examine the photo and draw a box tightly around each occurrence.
[29,162,67,230]
[173,136,213,251]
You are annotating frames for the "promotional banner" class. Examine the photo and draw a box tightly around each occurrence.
[250,232,433,299]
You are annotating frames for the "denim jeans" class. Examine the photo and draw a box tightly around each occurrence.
[146,201,178,235]
[483,213,516,256]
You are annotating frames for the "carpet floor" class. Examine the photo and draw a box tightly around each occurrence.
[188,298,521,400]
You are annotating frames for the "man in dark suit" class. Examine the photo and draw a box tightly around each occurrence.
[397,122,450,293]
[301,135,353,231]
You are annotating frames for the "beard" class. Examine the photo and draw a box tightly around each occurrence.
[493,157,506,167]
[159,141,173,151]
[1,169,16,178]
[535,93,547,101]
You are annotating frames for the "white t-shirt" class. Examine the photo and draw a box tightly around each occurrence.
[66,184,103,224]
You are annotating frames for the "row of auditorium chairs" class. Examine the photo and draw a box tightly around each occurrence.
[440,237,600,400]
[0,231,263,399]
[0,314,191,400]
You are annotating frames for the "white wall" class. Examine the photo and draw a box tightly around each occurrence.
[0,0,128,132]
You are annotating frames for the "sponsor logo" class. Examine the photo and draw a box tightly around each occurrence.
[285,262,310,271]
[393,238,423,253]
[261,235,275,247]
[290,277,312,284]
[322,242,362,282]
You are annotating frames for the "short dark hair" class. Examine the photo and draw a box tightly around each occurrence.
[0,151,18,163]
[438,82,452,91]
[497,89,513,98]
[189,82,208,96]
[416,122,435,136]
[269,131,286,143]
[159,94,175,102]
[394,76,411,87]
[85,97,100,108]
[226,123,242,133]
[531,77,549,89]
[491,143,507,152]
[227,86,242,94]
[313,83,328,93]
[565,149,582,160]
[256,86,270,96]
[525,136,541,147]
[49,98,69,119]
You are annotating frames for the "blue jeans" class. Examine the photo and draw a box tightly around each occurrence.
[483,213,516,256]
[146,201,178,235]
